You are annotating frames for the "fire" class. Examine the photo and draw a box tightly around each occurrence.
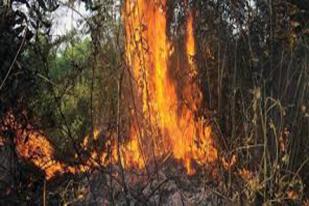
[15,130,68,179]
[123,0,217,174]
[1,0,218,180]
[186,12,196,65]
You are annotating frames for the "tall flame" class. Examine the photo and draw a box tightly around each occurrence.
[123,0,217,174]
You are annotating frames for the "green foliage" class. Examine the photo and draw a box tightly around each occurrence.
[50,37,91,79]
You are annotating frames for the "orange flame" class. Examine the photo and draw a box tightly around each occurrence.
[123,0,217,174]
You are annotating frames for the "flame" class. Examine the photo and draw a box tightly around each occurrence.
[15,130,63,178]
[14,128,95,179]
[1,0,218,180]
[123,0,217,174]
[186,12,196,66]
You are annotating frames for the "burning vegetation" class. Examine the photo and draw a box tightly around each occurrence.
[2,0,218,180]
[123,0,217,174]
[0,0,308,205]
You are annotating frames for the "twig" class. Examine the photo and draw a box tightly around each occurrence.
[0,28,27,91]
[144,179,169,201]
[116,67,131,206]
[43,179,46,206]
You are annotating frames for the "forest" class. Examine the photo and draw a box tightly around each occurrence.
[0,0,308,205]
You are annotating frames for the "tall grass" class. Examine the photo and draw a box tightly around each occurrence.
[195,1,309,202]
